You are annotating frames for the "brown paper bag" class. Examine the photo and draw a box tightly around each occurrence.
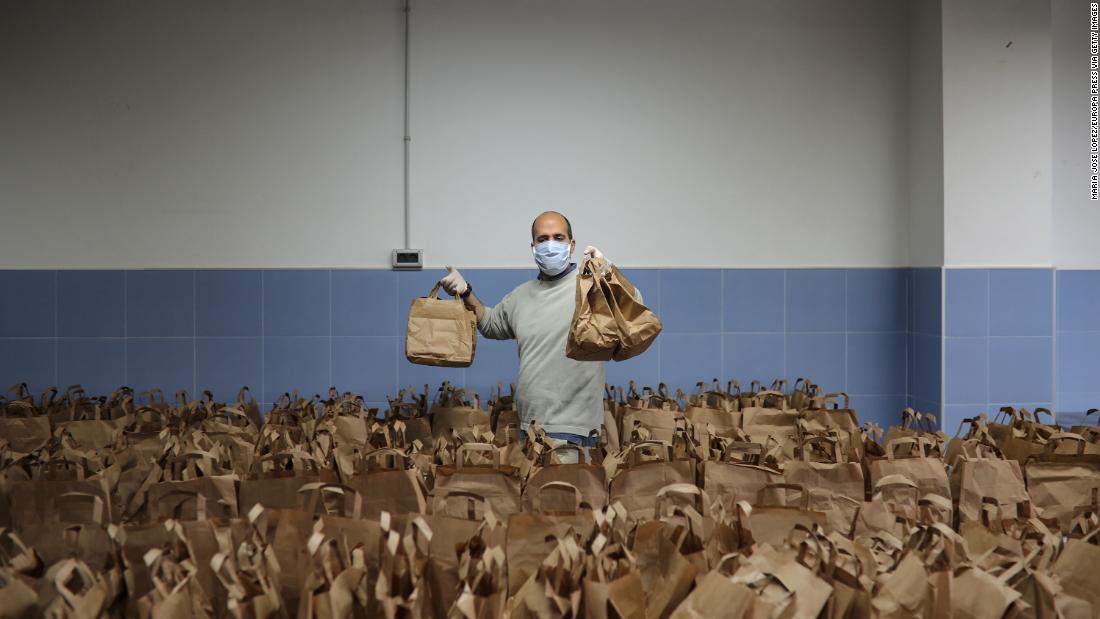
[0,569,38,619]
[0,401,51,453]
[133,530,215,619]
[8,465,114,530]
[701,441,783,509]
[582,538,645,619]
[566,256,661,362]
[677,382,742,445]
[603,263,661,362]
[783,435,866,502]
[523,445,608,513]
[141,452,240,522]
[405,283,477,367]
[668,569,755,619]
[294,534,369,619]
[430,385,491,440]
[746,484,828,547]
[1050,526,1100,614]
[19,492,118,573]
[506,482,596,596]
[431,443,521,518]
[951,565,1024,619]
[952,442,1028,524]
[374,513,432,619]
[238,450,340,514]
[37,558,118,618]
[1069,408,1099,435]
[631,519,700,618]
[869,437,951,503]
[1024,433,1100,532]
[617,383,681,444]
[607,441,696,522]
[800,392,863,461]
[341,448,428,519]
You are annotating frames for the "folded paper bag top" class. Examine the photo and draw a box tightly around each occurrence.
[406,282,478,368]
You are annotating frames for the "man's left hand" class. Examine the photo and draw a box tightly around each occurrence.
[583,245,604,261]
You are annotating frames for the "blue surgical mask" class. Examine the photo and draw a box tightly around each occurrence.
[532,239,572,276]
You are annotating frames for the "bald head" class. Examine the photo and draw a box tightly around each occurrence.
[531,211,573,243]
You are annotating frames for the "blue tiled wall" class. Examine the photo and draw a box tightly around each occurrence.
[943,269,1054,428]
[0,268,911,427]
[907,268,942,421]
[1056,270,1100,427]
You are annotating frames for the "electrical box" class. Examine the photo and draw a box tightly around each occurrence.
[391,249,423,270]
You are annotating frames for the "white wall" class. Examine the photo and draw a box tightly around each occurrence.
[0,0,913,269]
[941,0,1053,267]
[908,0,945,267]
[0,0,406,269]
[1053,0,1100,268]
[411,0,912,268]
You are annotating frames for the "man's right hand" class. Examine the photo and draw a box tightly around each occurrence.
[440,266,468,297]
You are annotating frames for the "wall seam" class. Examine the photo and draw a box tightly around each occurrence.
[1051,269,1058,412]
[329,269,334,392]
[985,270,991,413]
[53,270,59,387]
[719,269,725,382]
[192,270,197,397]
[260,270,265,410]
[123,271,128,386]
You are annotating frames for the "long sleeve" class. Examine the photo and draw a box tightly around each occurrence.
[477,291,516,340]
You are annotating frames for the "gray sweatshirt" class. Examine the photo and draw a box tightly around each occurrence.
[477,264,643,436]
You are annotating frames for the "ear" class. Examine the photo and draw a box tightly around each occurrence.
[569,239,576,253]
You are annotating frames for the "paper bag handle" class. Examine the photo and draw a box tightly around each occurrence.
[655,483,705,516]
[798,435,843,463]
[437,490,490,520]
[542,444,588,466]
[884,436,935,460]
[298,482,362,519]
[362,448,409,471]
[627,440,672,465]
[51,492,106,525]
[821,392,850,409]
[757,483,810,510]
[720,441,764,463]
[1032,407,1055,425]
[534,481,583,514]
[1043,432,1087,455]
[456,442,501,468]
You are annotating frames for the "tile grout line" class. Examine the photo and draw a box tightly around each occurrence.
[782,270,788,380]
[329,270,333,393]
[903,269,908,408]
[123,271,127,387]
[260,271,265,409]
[657,272,663,385]
[990,269,998,413]
[939,268,946,422]
[393,273,399,399]
[192,271,197,397]
[843,270,849,393]
[719,269,724,383]
[1051,269,1057,414]
[54,270,59,387]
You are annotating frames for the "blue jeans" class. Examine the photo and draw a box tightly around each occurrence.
[519,430,600,447]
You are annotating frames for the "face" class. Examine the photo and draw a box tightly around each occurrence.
[531,213,575,253]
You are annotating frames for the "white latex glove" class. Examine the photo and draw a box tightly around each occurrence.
[439,266,468,297]
[583,246,612,275]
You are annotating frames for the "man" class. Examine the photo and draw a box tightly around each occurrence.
[438,211,642,448]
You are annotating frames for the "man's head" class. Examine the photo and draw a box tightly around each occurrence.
[530,211,575,276]
[531,210,574,249]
